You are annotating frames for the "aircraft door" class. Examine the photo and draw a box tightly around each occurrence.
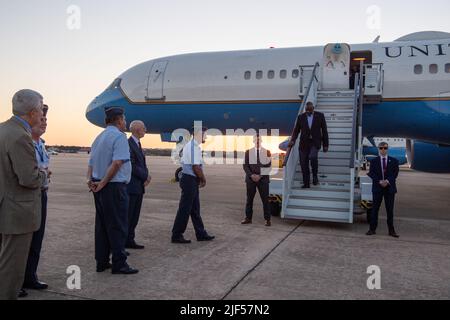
[321,43,351,90]
[146,61,168,101]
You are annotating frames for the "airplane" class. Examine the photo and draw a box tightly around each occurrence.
[363,137,407,165]
[86,30,450,173]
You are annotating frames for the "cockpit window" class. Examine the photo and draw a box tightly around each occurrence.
[107,78,122,90]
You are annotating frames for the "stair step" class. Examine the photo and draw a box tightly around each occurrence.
[322,110,353,122]
[326,116,353,122]
[327,122,353,128]
[322,111,354,117]
[292,181,351,190]
[328,133,352,139]
[295,171,352,180]
[319,161,351,168]
[327,145,352,152]
[319,151,350,159]
[328,127,353,134]
[318,90,355,96]
[329,139,352,146]
[284,207,351,222]
[288,196,351,209]
[289,188,351,199]
[317,102,354,107]
[295,165,350,174]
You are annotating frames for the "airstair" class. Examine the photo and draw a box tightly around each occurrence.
[281,52,382,223]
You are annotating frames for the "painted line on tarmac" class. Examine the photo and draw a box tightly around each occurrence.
[220,220,305,300]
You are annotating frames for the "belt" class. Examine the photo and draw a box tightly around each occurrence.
[91,178,127,184]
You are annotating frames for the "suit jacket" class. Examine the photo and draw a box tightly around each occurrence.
[0,117,46,234]
[243,148,272,184]
[291,112,329,151]
[127,137,149,195]
[368,156,399,194]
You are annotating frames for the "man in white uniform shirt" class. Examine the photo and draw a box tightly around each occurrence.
[171,126,215,244]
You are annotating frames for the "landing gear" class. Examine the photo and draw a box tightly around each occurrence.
[175,167,183,182]
[366,209,372,225]
[269,196,282,217]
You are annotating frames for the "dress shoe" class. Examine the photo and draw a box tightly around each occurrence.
[241,218,252,225]
[301,184,311,189]
[313,176,319,186]
[389,229,400,238]
[171,237,192,244]
[112,265,139,275]
[265,220,272,227]
[23,281,48,290]
[197,235,215,242]
[126,243,145,250]
[366,230,376,236]
[18,289,28,298]
[96,262,112,273]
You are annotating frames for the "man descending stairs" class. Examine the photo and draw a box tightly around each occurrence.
[284,90,357,223]
[288,101,329,189]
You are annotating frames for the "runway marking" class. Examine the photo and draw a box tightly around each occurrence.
[26,289,95,301]
[220,220,305,300]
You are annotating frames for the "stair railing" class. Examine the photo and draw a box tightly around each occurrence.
[281,62,320,217]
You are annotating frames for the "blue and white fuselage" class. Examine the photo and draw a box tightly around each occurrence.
[86,31,450,171]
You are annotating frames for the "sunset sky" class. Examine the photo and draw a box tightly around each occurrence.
[1,0,449,152]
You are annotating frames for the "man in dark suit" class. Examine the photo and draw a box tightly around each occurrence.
[366,142,400,238]
[126,120,151,250]
[288,102,329,188]
[242,135,272,227]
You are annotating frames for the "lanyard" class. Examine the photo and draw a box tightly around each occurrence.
[35,142,45,163]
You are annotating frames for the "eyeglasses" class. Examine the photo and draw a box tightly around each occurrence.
[379,147,388,150]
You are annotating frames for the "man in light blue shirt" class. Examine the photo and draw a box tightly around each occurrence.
[171,125,215,244]
[87,107,138,275]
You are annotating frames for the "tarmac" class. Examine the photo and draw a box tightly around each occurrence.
[22,154,450,300]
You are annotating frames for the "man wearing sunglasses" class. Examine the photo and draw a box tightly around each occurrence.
[366,142,400,238]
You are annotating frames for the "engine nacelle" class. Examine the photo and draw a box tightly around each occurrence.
[406,140,450,173]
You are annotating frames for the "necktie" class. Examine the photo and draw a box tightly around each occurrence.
[382,158,387,178]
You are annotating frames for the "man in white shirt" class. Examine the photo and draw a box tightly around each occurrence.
[171,126,215,244]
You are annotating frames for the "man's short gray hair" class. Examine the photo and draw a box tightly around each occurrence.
[130,120,145,131]
[12,89,43,116]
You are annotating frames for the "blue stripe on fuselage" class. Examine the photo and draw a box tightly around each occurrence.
[86,88,450,145]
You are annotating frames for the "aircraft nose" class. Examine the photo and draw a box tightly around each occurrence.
[86,83,125,127]
[85,96,105,127]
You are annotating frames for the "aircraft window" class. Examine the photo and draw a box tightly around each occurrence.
[429,64,438,74]
[414,64,423,75]
[268,70,275,79]
[256,71,263,80]
[292,69,299,78]
[280,70,287,79]
[446,64,450,73]
[244,71,251,80]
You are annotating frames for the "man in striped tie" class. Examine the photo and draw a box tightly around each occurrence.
[366,142,400,238]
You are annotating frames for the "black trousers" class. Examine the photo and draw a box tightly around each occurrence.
[127,193,144,245]
[172,174,207,240]
[24,190,47,285]
[299,143,319,185]
[370,190,396,231]
[245,180,271,221]
[93,183,129,270]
